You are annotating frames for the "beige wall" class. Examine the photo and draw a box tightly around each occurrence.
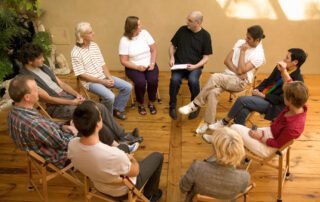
[41,0,320,74]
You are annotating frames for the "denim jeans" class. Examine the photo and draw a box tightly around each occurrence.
[227,96,270,125]
[169,68,202,108]
[88,76,132,112]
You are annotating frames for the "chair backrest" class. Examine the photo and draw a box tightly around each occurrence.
[76,77,91,99]
[34,101,66,122]
[84,175,149,202]
[192,183,255,202]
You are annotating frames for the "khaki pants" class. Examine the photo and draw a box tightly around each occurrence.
[193,73,247,124]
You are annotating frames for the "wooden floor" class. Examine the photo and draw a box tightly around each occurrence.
[0,72,319,202]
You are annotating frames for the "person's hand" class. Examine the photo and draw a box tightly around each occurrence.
[248,129,263,140]
[240,43,250,52]
[252,89,265,98]
[103,78,114,88]
[238,73,248,80]
[70,98,83,105]
[62,125,78,136]
[169,57,175,67]
[186,64,196,71]
[136,65,146,72]
[277,61,287,72]
[76,94,86,101]
[148,63,155,71]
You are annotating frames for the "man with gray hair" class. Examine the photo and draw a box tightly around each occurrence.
[169,11,213,120]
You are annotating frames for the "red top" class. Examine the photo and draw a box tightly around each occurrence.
[266,105,307,148]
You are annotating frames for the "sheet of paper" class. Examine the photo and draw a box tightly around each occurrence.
[171,64,188,70]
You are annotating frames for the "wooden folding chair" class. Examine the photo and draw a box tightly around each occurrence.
[228,69,259,102]
[192,183,256,202]
[76,77,92,100]
[84,175,149,202]
[26,151,83,202]
[124,75,161,108]
[245,140,294,202]
[34,101,67,122]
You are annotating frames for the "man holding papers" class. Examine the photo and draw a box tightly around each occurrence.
[168,11,212,120]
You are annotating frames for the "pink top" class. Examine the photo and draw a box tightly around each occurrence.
[266,105,307,148]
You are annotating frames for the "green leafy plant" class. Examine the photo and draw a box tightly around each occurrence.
[32,31,52,57]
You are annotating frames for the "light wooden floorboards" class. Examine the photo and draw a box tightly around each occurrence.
[0,72,319,201]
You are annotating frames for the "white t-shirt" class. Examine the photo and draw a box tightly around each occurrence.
[68,137,137,197]
[224,39,265,83]
[71,42,106,89]
[119,29,155,67]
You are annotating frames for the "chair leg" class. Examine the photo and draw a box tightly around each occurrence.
[286,147,291,178]
[26,155,35,191]
[42,166,48,202]
[157,88,162,104]
[228,92,233,102]
[277,154,283,202]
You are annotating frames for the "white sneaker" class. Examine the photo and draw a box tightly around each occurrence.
[195,123,208,134]
[208,120,225,130]
[202,134,213,144]
[128,142,140,153]
[178,102,198,115]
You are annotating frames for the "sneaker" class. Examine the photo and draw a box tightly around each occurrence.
[188,108,200,120]
[202,134,213,144]
[128,142,140,153]
[178,102,198,115]
[169,107,177,120]
[122,134,144,144]
[195,123,208,134]
[149,189,163,202]
[208,120,225,130]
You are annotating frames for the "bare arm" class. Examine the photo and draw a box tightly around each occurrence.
[187,55,209,70]
[38,87,81,106]
[119,55,146,72]
[148,43,157,71]
[169,44,176,67]
[126,154,140,177]
[236,43,255,75]
[55,77,82,98]
[224,50,238,73]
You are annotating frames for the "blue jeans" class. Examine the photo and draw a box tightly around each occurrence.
[227,96,270,125]
[169,68,202,108]
[88,76,132,112]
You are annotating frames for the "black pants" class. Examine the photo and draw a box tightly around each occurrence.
[136,152,164,197]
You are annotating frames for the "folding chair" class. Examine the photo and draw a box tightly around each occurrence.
[84,175,149,202]
[26,151,83,202]
[34,101,67,122]
[245,140,294,202]
[124,75,161,108]
[228,69,259,102]
[192,183,256,202]
[77,77,92,100]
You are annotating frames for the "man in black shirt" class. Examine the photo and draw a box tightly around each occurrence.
[169,11,212,120]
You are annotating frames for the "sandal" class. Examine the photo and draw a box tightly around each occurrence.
[148,104,157,115]
[138,105,147,115]
[113,109,127,120]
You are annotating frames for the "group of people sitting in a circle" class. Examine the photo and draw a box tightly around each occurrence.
[7,10,309,202]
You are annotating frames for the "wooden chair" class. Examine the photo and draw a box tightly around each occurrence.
[124,75,162,108]
[245,140,294,202]
[192,183,256,202]
[26,151,83,202]
[84,175,149,202]
[228,69,259,103]
[34,101,67,122]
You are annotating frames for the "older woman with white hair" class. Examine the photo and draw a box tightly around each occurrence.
[180,127,250,202]
[71,22,132,120]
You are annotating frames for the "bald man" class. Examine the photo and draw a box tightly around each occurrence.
[169,11,213,120]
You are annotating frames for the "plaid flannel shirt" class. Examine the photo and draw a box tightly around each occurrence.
[8,106,73,168]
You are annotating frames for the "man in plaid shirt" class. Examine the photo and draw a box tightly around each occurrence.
[7,76,131,168]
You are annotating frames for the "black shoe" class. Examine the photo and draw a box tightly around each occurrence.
[122,134,144,144]
[169,108,177,120]
[149,189,162,202]
[113,109,127,120]
[188,108,200,120]
[131,128,140,137]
